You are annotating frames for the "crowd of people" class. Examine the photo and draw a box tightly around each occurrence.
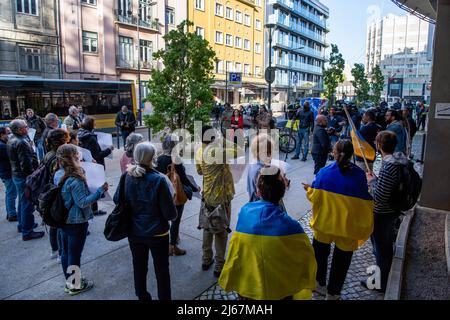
[0,97,422,300]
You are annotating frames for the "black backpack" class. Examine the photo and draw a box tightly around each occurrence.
[390,161,422,212]
[25,154,56,206]
[37,176,73,228]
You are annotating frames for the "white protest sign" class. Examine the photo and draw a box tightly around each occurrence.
[76,146,94,162]
[95,132,113,159]
[28,128,36,142]
[80,162,106,194]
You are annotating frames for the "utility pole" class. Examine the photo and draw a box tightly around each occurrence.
[268,28,273,110]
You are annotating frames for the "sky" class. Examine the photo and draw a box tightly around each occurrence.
[320,0,406,74]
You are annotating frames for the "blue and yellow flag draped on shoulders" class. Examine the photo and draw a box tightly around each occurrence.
[306,162,374,252]
[218,201,317,300]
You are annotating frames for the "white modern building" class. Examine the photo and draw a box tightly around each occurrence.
[266,0,329,102]
[365,13,434,101]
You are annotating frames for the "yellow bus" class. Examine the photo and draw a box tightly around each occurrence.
[0,77,136,132]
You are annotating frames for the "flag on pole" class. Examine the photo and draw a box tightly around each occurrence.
[350,128,376,161]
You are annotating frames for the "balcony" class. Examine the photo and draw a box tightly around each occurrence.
[268,0,329,29]
[114,10,160,33]
[116,56,153,70]
[274,60,323,75]
[273,39,326,60]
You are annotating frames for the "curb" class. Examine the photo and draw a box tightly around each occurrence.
[446,213,450,279]
[384,209,415,300]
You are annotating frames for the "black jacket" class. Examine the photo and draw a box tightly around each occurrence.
[115,111,136,132]
[77,129,112,167]
[294,109,315,130]
[0,139,12,179]
[25,115,46,142]
[6,134,39,178]
[311,126,331,156]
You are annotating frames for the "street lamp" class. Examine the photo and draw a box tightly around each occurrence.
[287,46,305,104]
[265,23,276,111]
[128,1,157,126]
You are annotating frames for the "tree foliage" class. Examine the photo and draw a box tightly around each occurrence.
[370,65,385,104]
[144,20,216,133]
[351,63,371,104]
[323,44,345,106]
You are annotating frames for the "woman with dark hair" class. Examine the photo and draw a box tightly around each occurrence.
[230,109,244,131]
[219,166,316,300]
[54,144,108,295]
[303,139,374,300]
[156,135,200,256]
[78,116,113,215]
[43,129,70,260]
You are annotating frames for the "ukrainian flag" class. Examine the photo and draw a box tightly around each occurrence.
[306,162,374,251]
[350,129,376,161]
[218,201,317,300]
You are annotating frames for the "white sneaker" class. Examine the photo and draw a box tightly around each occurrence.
[56,256,61,263]
[326,293,341,300]
[50,251,58,259]
[314,282,327,296]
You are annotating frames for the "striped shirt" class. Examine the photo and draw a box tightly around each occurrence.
[369,154,407,215]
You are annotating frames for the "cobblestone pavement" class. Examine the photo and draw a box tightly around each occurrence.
[195,210,384,301]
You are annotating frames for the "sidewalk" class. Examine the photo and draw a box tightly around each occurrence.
[0,147,382,300]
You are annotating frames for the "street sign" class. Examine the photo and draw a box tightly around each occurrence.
[388,78,403,98]
[265,67,275,84]
[228,72,242,88]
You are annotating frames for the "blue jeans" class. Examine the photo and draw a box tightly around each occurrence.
[50,227,63,254]
[121,130,131,149]
[294,128,310,159]
[12,177,35,237]
[60,223,89,280]
[1,178,17,218]
[36,139,44,162]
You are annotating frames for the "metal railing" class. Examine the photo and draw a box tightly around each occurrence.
[114,9,160,32]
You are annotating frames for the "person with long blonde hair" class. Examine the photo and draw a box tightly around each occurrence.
[53,144,108,295]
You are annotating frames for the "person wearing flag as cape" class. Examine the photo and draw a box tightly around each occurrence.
[303,139,374,300]
[219,166,317,300]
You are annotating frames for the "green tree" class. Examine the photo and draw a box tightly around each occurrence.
[351,63,371,104]
[144,20,216,133]
[323,44,345,106]
[370,65,385,104]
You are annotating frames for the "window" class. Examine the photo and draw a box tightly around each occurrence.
[244,64,250,76]
[244,39,250,51]
[235,63,242,72]
[235,11,242,23]
[166,7,175,25]
[255,19,262,30]
[19,47,40,71]
[255,66,261,77]
[215,3,223,16]
[16,0,38,15]
[244,14,251,26]
[225,7,233,20]
[216,60,224,74]
[196,27,205,38]
[235,37,242,48]
[118,0,131,16]
[195,0,204,10]
[255,0,261,6]
[225,34,233,47]
[215,31,223,44]
[119,36,133,65]
[255,42,261,54]
[226,61,233,72]
[81,0,96,5]
[140,0,153,24]
[82,31,98,53]
[140,40,153,66]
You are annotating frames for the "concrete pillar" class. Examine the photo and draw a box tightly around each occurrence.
[420,0,450,211]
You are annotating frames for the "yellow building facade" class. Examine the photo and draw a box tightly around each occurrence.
[188,0,266,104]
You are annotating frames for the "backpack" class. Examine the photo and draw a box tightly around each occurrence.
[197,200,232,234]
[25,154,57,206]
[37,175,73,228]
[167,163,188,206]
[390,161,422,212]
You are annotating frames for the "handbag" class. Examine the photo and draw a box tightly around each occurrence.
[104,173,131,241]
[167,163,188,205]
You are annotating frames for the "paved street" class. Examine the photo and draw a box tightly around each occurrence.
[0,132,424,300]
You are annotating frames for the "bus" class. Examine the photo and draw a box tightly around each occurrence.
[0,77,136,132]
